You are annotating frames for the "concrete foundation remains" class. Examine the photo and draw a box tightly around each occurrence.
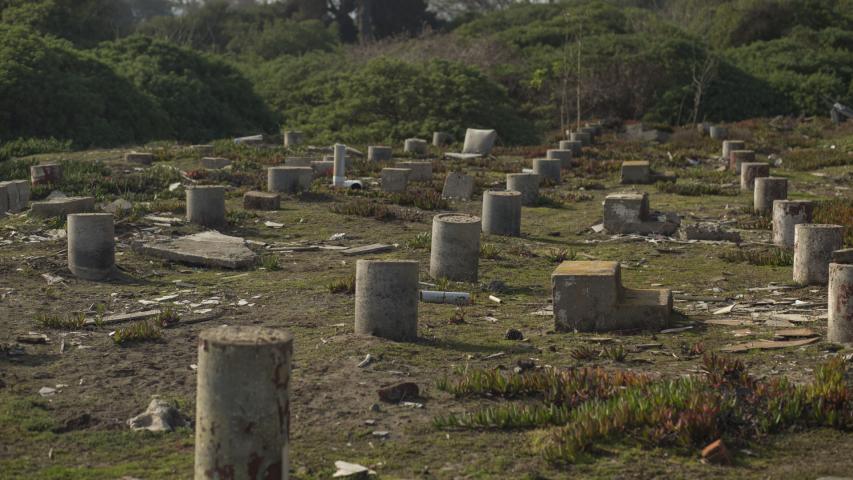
[552,261,672,332]
[268,166,313,194]
[570,131,591,146]
[125,152,154,165]
[753,177,788,215]
[793,224,845,285]
[368,146,393,162]
[243,191,280,211]
[30,196,95,218]
[709,126,727,140]
[30,164,62,185]
[481,190,522,237]
[722,140,745,161]
[506,173,539,206]
[546,149,573,168]
[396,161,432,182]
[772,200,814,248]
[135,231,257,269]
[200,157,231,169]
[381,168,410,193]
[404,138,428,155]
[433,132,452,147]
[1,180,31,212]
[441,172,474,200]
[186,185,226,227]
[740,162,770,191]
[533,158,561,184]
[430,213,481,282]
[729,150,755,173]
[620,161,651,184]
[828,262,853,344]
[462,129,497,155]
[355,260,419,341]
[67,213,115,281]
[603,192,680,235]
[284,130,303,147]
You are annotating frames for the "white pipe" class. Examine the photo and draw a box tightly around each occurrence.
[333,143,346,187]
[419,290,471,305]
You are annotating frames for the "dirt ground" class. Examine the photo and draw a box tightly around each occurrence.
[1,119,852,479]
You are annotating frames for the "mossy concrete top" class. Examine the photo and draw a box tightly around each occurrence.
[552,260,619,277]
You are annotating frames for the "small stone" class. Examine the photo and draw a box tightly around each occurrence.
[505,328,524,341]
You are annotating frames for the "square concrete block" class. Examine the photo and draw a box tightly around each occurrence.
[552,261,671,332]
[442,172,474,200]
[604,192,649,228]
[30,196,95,218]
[620,161,651,184]
[243,191,280,211]
[462,129,497,155]
[125,152,154,165]
[311,160,334,177]
[381,168,410,193]
[284,156,313,167]
[200,157,231,169]
[396,161,432,182]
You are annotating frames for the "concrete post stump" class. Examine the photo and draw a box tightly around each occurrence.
[533,158,561,184]
[740,162,770,191]
[67,213,115,281]
[283,131,303,148]
[828,262,853,344]
[729,150,755,173]
[709,126,727,140]
[194,326,292,480]
[381,168,410,193]
[506,173,539,206]
[546,149,573,169]
[30,164,62,185]
[753,177,788,215]
[772,200,814,248]
[367,146,392,162]
[186,186,226,227]
[559,140,582,156]
[268,167,313,194]
[355,260,418,341]
[722,140,745,161]
[482,190,522,237]
[432,132,452,147]
[793,224,845,285]
[333,144,347,187]
[430,214,481,282]
[404,138,428,155]
[570,132,591,146]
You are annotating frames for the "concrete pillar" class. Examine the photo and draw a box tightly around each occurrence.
[283,131,303,148]
[430,213,481,282]
[403,138,428,155]
[722,140,745,161]
[194,326,292,480]
[729,150,755,173]
[697,122,710,135]
[793,224,845,285]
[772,200,814,248]
[506,173,539,206]
[709,126,727,140]
[740,162,770,191]
[67,213,115,281]
[395,161,432,182]
[367,146,392,162]
[381,168,410,193]
[482,190,522,237]
[546,149,573,169]
[753,177,787,215]
[533,158,561,184]
[828,263,853,344]
[559,140,582,156]
[333,143,346,187]
[30,163,62,185]
[186,186,226,227]
[355,260,418,341]
[433,132,452,147]
[570,132,591,146]
[268,167,313,194]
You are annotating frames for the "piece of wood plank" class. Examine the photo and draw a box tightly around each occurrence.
[720,337,819,353]
[340,243,393,256]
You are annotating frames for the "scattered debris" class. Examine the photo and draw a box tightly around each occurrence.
[127,398,185,432]
[333,461,376,478]
[377,382,419,403]
[720,337,820,353]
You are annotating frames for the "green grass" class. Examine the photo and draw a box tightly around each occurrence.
[327,275,356,294]
[35,313,86,330]
[656,181,738,196]
[112,321,162,345]
[719,246,793,266]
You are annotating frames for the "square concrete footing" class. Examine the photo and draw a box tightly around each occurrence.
[552,261,672,332]
[620,161,651,184]
[603,192,679,235]
[243,191,280,210]
[30,196,95,218]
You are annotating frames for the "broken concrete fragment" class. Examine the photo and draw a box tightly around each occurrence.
[135,231,257,269]
[441,172,474,200]
[603,192,679,235]
[30,164,62,185]
[341,243,393,256]
[0,180,30,212]
[125,152,154,165]
[552,261,672,332]
[127,398,185,432]
[395,161,432,182]
[30,196,95,218]
[720,337,819,353]
[680,223,741,243]
[462,128,497,155]
[243,191,280,211]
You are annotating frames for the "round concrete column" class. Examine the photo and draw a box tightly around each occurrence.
[67,213,115,281]
[430,213,481,282]
[753,177,788,215]
[355,260,419,341]
[268,166,313,194]
[722,140,745,161]
[772,200,814,248]
[506,173,539,206]
[740,162,770,191]
[186,185,226,227]
[546,149,573,169]
[828,263,853,344]
[729,150,755,173]
[194,326,292,480]
[333,143,346,187]
[709,126,727,140]
[482,190,522,237]
[793,224,845,285]
[533,158,561,184]
[283,131,303,148]
[559,140,582,156]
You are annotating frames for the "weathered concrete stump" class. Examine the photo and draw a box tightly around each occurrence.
[368,146,392,162]
[793,224,845,285]
[284,130,303,147]
[67,213,115,281]
[200,157,231,169]
[740,162,770,191]
[462,129,497,155]
[570,131,591,146]
[194,326,292,480]
[603,192,679,235]
[186,185,226,227]
[381,168,410,193]
[30,196,95,218]
[430,213,480,282]
[1,180,30,212]
[284,156,313,167]
[441,172,474,200]
[729,150,755,173]
[355,260,418,341]
[620,161,651,184]
[396,161,432,182]
[125,152,154,165]
[772,200,814,248]
[828,262,853,344]
[533,158,561,184]
[311,160,334,177]
[753,177,788,215]
[30,164,62,185]
[433,132,452,147]
[268,166,313,194]
[506,173,539,206]
[333,143,347,187]
[559,140,582,156]
[404,138,428,155]
[722,140,745,161]
[709,126,727,140]
[243,191,280,211]
[552,261,672,332]
[546,149,573,169]
[482,190,521,237]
